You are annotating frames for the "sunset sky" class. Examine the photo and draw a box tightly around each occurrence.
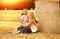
[0,0,35,10]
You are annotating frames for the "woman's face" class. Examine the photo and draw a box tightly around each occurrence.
[23,9,28,15]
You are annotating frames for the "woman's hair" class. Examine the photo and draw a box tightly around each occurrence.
[21,9,28,16]
[29,12,38,23]
[21,13,23,16]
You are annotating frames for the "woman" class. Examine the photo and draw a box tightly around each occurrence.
[17,9,29,33]
[12,9,29,34]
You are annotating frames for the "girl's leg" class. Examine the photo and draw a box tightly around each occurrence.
[25,26,32,33]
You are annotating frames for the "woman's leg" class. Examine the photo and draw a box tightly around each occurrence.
[12,29,20,34]
[20,26,32,33]
[17,26,24,31]
[12,26,24,34]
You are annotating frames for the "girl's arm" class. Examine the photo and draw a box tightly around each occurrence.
[34,21,38,27]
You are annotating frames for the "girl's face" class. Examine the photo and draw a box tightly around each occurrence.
[28,13,32,19]
[28,12,34,19]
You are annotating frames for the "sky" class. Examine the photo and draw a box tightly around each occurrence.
[0,0,35,10]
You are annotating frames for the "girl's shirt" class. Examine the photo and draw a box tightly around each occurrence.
[30,20,38,32]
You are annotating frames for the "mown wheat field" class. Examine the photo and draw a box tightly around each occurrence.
[0,10,60,39]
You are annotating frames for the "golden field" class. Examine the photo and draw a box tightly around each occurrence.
[0,10,35,32]
[0,10,22,32]
[0,32,60,39]
[0,10,60,39]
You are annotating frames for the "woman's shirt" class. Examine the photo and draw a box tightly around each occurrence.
[20,15,29,24]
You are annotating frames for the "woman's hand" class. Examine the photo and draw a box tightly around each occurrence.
[20,23,28,26]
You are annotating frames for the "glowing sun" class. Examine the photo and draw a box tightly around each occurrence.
[1,0,23,5]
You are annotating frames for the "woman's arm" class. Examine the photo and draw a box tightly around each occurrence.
[21,19,33,26]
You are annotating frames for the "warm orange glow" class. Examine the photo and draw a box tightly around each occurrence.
[1,0,28,9]
[1,0,21,5]
[0,0,35,10]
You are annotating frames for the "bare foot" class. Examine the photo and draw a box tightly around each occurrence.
[12,30,20,34]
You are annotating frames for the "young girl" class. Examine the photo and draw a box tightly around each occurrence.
[29,12,38,33]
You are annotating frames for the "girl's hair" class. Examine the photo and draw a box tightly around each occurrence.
[29,12,38,23]
[29,12,35,19]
